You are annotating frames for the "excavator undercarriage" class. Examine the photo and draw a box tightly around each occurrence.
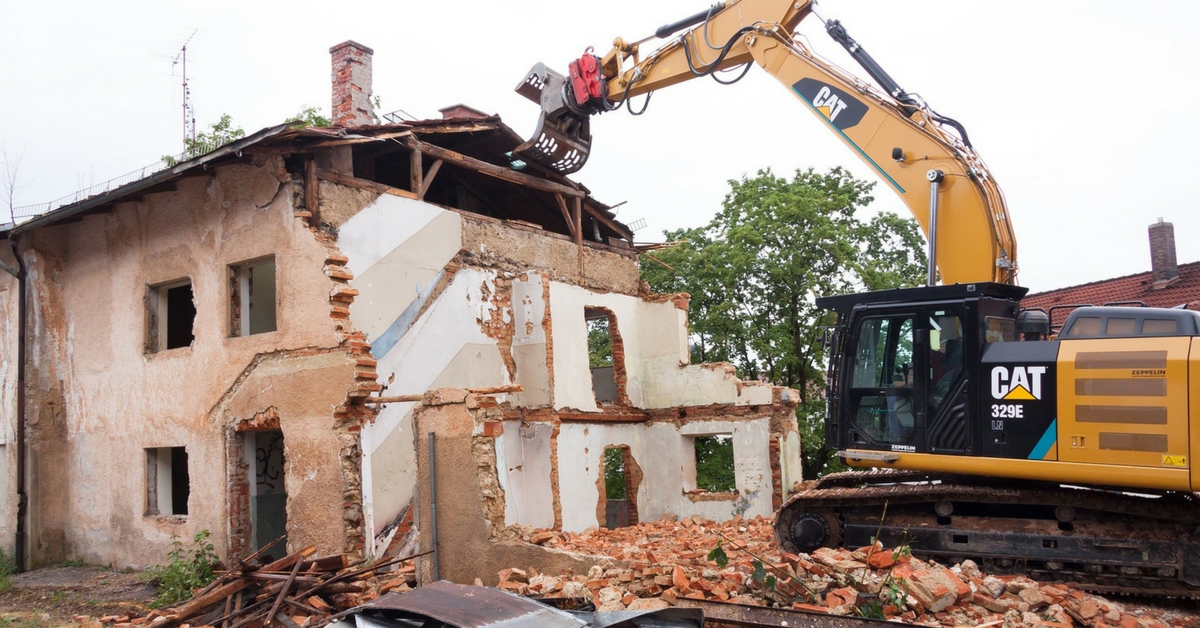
[776,470,1200,597]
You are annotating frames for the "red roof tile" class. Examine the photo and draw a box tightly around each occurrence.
[1022,261,1200,328]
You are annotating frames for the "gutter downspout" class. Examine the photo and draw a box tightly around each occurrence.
[2,235,26,572]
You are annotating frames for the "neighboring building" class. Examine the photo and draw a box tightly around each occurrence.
[1023,220,1200,328]
[0,41,804,573]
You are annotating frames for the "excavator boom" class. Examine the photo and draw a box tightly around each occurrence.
[514,0,1017,285]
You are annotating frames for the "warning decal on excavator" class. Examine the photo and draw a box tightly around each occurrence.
[1163,455,1187,467]
[793,79,868,131]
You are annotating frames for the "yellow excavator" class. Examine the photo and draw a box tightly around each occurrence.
[514,0,1200,596]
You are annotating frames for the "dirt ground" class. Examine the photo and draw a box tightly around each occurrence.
[0,567,154,628]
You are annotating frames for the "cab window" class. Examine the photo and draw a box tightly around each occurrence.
[850,316,915,445]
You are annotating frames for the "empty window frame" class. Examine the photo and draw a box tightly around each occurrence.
[692,434,736,493]
[146,279,196,353]
[145,446,190,516]
[586,308,617,402]
[230,258,277,337]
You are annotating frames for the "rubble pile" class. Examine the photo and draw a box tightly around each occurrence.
[500,516,1199,628]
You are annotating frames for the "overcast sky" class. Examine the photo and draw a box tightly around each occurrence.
[2,1,1197,293]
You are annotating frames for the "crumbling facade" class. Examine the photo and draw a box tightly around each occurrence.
[0,42,803,573]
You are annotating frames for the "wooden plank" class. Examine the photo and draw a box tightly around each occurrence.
[266,559,304,626]
[316,170,417,200]
[400,136,585,198]
[409,149,422,195]
[274,614,303,628]
[574,197,584,279]
[305,160,319,226]
[169,547,317,622]
[555,194,575,238]
[557,412,651,422]
[366,385,522,405]
[582,202,633,241]
[639,251,676,272]
[418,159,442,200]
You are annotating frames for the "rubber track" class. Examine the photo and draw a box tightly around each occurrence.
[776,469,1200,598]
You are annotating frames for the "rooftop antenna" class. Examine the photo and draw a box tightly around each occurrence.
[172,30,199,149]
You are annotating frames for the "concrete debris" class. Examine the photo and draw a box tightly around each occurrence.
[498,516,1200,628]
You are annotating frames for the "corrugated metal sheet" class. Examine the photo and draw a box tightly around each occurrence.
[344,581,704,628]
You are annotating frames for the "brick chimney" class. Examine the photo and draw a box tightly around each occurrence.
[330,41,374,127]
[1149,218,1179,286]
[437,104,488,120]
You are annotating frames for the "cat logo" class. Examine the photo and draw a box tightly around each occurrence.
[991,366,1047,400]
[813,86,849,122]
[792,78,868,131]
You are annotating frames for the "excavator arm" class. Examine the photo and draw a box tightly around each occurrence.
[514,0,1017,285]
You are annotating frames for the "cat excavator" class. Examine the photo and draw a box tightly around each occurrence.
[513,0,1200,596]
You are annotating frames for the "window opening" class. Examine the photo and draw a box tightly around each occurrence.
[230,258,277,337]
[984,316,1016,343]
[693,435,736,492]
[586,308,617,402]
[603,447,627,500]
[1143,318,1178,335]
[600,446,640,528]
[1106,317,1136,336]
[146,446,190,516]
[147,279,196,352]
[930,312,964,414]
[849,316,916,445]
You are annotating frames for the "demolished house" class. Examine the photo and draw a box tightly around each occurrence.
[0,41,803,579]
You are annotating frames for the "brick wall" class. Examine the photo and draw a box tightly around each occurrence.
[330,41,374,127]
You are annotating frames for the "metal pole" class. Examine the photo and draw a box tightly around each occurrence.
[427,432,438,582]
[926,169,944,286]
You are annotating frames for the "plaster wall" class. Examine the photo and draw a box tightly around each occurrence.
[779,429,804,493]
[413,391,597,586]
[553,418,776,532]
[509,274,550,408]
[460,215,639,296]
[22,158,354,568]
[548,283,774,411]
[0,254,18,555]
[356,266,510,540]
[495,421,555,529]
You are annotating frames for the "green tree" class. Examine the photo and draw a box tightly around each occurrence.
[603,447,627,499]
[693,436,736,492]
[286,105,332,128]
[587,318,613,368]
[165,114,245,166]
[186,114,245,156]
[640,167,925,478]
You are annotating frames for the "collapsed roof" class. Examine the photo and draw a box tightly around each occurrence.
[5,116,632,246]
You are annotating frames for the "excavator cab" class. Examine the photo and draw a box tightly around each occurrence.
[819,283,1026,458]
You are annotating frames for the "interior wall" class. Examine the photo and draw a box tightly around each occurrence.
[553,418,777,531]
[547,283,775,411]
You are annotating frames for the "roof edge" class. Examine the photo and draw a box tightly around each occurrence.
[11,124,290,236]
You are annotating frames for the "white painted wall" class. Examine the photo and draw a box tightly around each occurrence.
[339,197,798,544]
[496,421,555,529]
[548,282,775,411]
[361,268,512,538]
[553,418,776,532]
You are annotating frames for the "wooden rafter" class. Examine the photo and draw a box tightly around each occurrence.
[418,159,443,200]
[316,169,417,200]
[399,136,585,199]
